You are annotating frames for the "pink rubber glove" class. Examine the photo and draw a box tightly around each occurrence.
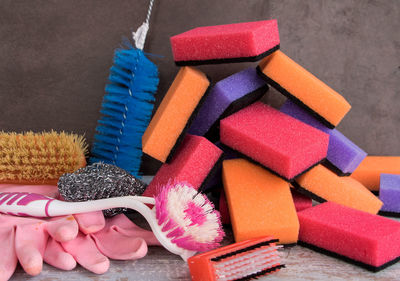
[44,214,161,274]
[0,184,105,280]
[91,213,160,258]
[0,213,79,279]
[0,184,161,278]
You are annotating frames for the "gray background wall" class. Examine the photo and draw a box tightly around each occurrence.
[0,0,398,174]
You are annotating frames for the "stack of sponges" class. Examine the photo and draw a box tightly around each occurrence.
[141,19,400,272]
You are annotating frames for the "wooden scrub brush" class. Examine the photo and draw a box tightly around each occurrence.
[0,131,87,185]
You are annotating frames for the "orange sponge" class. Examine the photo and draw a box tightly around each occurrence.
[222,159,299,245]
[351,156,400,191]
[257,50,351,128]
[142,67,210,163]
[294,164,382,214]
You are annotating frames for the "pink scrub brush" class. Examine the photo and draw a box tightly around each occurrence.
[0,182,224,261]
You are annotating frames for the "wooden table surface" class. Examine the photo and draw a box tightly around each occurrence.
[8,176,400,280]
[9,217,400,281]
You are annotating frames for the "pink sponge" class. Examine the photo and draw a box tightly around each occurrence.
[171,20,280,65]
[220,102,329,181]
[219,190,231,225]
[291,188,312,212]
[298,202,400,271]
[143,134,223,198]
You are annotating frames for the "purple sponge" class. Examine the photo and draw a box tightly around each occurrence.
[189,68,267,141]
[379,174,400,217]
[203,142,239,191]
[280,100,367,176]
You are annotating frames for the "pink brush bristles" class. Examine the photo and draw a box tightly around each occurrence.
[155,182,224,252]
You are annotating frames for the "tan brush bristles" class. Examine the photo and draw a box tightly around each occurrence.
[0,131,87,185]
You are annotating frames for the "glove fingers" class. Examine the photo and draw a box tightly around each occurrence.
[74,211,105,234]
[0,228,18,281]
[44,237,76,271]
[91,229,148,260]
[47,216,79,242]
[107,214,160,246]
[15,222,48,276]
[62,232,109,274]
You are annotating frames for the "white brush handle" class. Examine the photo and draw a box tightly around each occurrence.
[0,192,195,260]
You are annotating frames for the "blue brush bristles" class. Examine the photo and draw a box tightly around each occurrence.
[90,41,159,177]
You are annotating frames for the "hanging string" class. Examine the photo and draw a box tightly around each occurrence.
[133,0,155,50]
[145,0,155,25]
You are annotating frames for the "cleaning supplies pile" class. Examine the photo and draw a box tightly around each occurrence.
[140,19,400,279]
[1,18,399,281]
